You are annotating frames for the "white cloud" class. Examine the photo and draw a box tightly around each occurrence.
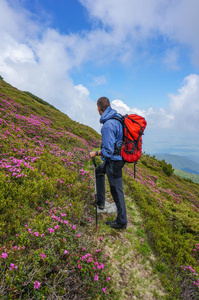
[80,0,199,66]
[74,84,90,97]
[92,75,107,86]
[163,48,180,70]
[112,99,146,116]
[168,74,199,131]
[111,100,174,129]
[0,0,41,40]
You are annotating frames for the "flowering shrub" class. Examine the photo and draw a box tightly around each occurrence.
[124,155,199,298]
[0,201,112,298]
[0,81,111,299]
[179,265,199,298]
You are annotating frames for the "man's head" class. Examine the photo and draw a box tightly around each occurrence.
[97,97,110,115]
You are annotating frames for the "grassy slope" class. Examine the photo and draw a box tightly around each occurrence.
[125,156,199,299]
[0,79,199,299]
[174,169,199,184]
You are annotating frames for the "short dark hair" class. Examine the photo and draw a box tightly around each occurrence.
[97,97,110,112]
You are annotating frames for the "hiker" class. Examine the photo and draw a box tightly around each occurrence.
[89,97,127,229]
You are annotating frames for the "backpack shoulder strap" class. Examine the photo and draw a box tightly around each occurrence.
[109,114,127,124]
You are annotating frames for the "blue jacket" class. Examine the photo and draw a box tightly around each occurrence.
[100,106,123,161]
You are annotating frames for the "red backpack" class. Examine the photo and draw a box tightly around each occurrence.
[111,114,147,163]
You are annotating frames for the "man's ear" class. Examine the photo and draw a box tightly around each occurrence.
[97,106,102,115]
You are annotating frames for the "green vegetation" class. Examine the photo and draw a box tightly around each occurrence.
[0,79,199,299]
[174,169,199,184]
[124,154,199,299]
[24,91,59,111]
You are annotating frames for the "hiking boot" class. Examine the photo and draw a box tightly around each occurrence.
[105,220,116,225]
[110,221,127,229]
[98,205,105,210]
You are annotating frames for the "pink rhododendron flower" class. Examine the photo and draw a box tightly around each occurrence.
[1,253,8,259]
[102,287,107,293]
[98,237,103,241]
[34,281,40,289]
[107,276,111,282]
[40,253,46,259]
[33,232,39,236]
[97,263,104,270]
[77,234,81,237]
[94,273,99,281]
[64,250,68,254]
[9,263,18,270]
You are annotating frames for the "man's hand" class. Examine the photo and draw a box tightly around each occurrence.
[89,151,96,158]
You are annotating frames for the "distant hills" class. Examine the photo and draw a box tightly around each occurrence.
[154,153,199,175]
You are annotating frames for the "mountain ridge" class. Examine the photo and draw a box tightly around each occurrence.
[154,153,199,175]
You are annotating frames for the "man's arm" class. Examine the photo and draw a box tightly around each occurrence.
[100,123,116,159]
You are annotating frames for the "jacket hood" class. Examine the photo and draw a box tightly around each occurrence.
[100,106,118,124]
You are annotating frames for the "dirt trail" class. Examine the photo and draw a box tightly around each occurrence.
[97,198,166,299]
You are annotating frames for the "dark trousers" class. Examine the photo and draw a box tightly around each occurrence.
[96,159,127,225]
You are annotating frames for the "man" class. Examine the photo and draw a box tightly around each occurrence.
[89,97,127,229]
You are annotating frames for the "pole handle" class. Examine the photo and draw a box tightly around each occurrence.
[92,157,96,167]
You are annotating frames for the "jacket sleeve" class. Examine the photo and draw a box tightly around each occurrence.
[101,121,116,159]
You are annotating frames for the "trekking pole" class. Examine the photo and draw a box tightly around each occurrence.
[134,161,137,179]
[92,157,98,230]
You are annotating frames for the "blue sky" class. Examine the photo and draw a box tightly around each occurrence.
[0,0,199,160]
